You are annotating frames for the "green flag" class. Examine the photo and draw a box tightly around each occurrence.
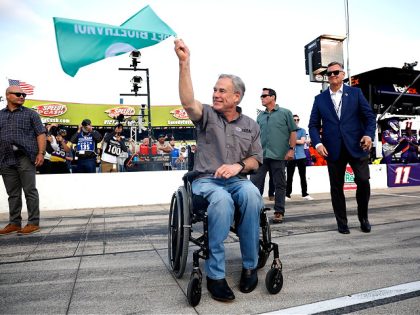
[53,5,177,77]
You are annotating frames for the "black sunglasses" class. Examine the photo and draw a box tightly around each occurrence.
[260,94,272,98]
[326,70,342,77]
[8,92,27,98]
[294,119,300,122]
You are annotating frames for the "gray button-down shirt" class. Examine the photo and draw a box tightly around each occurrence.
[193,104,263,174]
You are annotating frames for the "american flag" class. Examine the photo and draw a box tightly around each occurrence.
[8,79,35,95]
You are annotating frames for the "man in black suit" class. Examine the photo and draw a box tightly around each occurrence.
[308,61,376,234]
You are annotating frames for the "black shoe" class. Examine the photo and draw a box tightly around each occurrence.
[206,277,235,302]
[360,219,371,233]
[239,268,258,293]
[338,225,350,234]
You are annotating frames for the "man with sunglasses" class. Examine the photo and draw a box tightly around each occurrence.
[308,61,376,234]
[0,86,46,235]
[251,88,297,224]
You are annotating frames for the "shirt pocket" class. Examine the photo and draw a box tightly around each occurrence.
[232,129,252,156]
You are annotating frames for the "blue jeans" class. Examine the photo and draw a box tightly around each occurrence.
[192,176,263,280]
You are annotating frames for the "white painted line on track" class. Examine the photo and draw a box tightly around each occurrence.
[261,280,420,315]
[372,192,420,199]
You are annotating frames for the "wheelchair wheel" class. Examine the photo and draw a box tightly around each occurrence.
[168,186,190,278]
[265,268,283,294]
[187,272,202,307]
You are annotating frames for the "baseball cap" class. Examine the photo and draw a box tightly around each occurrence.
[82,119,91,126]
[158,134,166,138]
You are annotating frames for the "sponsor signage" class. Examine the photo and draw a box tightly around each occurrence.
[387,163,420,187]
[344,165,357,190]
[24,99,194,127]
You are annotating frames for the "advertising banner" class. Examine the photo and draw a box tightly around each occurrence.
[24,99,193,127]
[387,163,420,187]
[344,165,357,190]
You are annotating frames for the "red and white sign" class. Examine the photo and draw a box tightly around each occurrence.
[32,104,67,117]
[170,108,189,120]
[104,106,135,119]
[344,165,357,190]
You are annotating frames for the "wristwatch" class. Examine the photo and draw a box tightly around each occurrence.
[237,161,245,172]
[289,146,295,151]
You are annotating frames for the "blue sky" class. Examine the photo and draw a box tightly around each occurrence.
[1,0,419,126]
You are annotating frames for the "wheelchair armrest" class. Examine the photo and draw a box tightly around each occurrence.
[182,170,202,186]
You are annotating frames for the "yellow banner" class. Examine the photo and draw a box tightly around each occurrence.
[24,99,194,127]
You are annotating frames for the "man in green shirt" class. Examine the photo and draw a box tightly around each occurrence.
[251,88,297,223]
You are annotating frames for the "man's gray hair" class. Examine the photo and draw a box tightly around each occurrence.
[327,61,344,70]
[219,74,246,102]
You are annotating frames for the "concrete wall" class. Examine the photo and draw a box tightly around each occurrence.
[0,165,388,213]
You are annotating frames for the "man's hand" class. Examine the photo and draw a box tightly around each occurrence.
[316,144,329,157]
[174,38,190,62]
[214,163,242,179]
[35,153,44,167]
[360,136,372,151]
[284,149,294,160]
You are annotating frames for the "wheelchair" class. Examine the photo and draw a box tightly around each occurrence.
[168,170,283,306]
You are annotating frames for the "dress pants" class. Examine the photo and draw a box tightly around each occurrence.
[327,146,370,228]
[250,158,287,215]
[1,154,40,226]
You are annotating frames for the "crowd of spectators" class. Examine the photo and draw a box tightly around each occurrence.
[38,118,420,176]
[37,121,195,174]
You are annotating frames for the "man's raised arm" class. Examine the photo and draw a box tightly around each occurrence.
[174,39,203,122]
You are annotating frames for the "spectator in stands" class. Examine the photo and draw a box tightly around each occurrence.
[100,123,128,172]
[169,139,180,169]
[69,119,102,173]
[175,146,188,170]
[157,134,173,170]
[37,123,57,174]
[381,119,402,164]
[400,125,419,164]
[188,144,196,171]
[156,134,173,154]
[50,129,71,174]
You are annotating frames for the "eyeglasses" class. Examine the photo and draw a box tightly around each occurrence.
[294,119,300,122]
[326,70,342,77]
[8,92,27,98]
[260,94,272,98]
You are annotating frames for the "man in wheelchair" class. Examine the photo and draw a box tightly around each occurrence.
[174,39,264,302]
